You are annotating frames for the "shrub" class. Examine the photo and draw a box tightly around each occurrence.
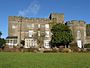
[62,48,72,53]
[84,44,90,48]
[70,43,78,52]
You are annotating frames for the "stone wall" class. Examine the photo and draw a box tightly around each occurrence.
[8,13,64,47]
[66,20,86,44]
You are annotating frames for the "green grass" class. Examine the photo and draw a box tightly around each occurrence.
[0,52,90,68]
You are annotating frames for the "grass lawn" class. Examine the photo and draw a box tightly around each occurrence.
[0,52,90,68]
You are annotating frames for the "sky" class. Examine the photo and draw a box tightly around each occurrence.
[0,0,90,38]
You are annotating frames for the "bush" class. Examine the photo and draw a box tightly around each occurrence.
[84,44,90,48]
[70,43,78,52]
[43,48,52,53]
[62,48,72,53]
[23,48,39,52]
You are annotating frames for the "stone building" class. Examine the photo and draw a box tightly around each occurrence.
[6,12,90,49]
[6,13,64,48]
[86,24,90,44]
[66,20,86,48]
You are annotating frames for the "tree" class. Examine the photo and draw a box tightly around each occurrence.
[20,40,25,47]
[0,38,6,49]
[0,31,6,49]
[0,31,2,38]
[86,24,90,36]
[50,23,73,48]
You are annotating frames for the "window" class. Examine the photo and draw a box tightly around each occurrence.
[44,40,50,48]
[38,24,40,28]
[38,31,40,36]
[67,23,72,27]
[45,31,49,37]
[77,30,81,40]
[14,40,17,44]
[12,25,16,29]
[34,24,38,29]
[32,24,34,28]
[27,24,34,28]
[29,30,33,37]
[41,24,45,28]
[45,24,49,29]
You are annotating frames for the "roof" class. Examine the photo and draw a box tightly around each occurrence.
[6,36,18,39]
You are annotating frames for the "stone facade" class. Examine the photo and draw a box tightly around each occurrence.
[7,12,90,48]
[66,20,86,48]
[7,13,64,48]
[86,24,90,44]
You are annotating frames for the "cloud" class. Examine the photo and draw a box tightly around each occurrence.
[18,0,40,17]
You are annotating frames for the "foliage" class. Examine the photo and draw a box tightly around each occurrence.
[0,38,6,48]
[86,24,90,36]
[0,31,2,38]
[20,40,25,46]
[20,40,25,48]
[70,43,78,52]
[51,23,73,47]
[62,48,72,53]
[84,44,90,48]
[0,31,6,48]
[0,53,90,68]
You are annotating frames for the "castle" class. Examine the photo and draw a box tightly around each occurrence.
[6,13,90,48]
